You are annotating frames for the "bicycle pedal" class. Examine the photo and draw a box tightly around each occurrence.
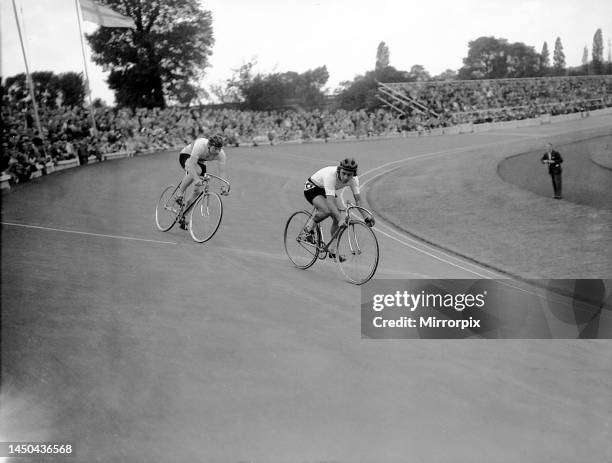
[328,252,346,263]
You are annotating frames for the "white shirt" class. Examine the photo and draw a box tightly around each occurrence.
[180,138,228,182]
[181,138,227,164]
[310,166,360,196]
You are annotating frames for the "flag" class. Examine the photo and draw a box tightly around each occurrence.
[79,0,136,29]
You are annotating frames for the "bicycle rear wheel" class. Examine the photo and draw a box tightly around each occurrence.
[336,220,379,284]
[155,185,181,231]
[189,192,223,243]
[283,210,321,269]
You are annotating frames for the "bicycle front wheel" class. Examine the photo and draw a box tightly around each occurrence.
[155,185,181,231]
[189,192,223,243]
[283,210,321,269]
[336,221,379,284]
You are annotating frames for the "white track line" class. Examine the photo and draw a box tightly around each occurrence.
[359,138,521,183]
[360,122,612,183]
[372,224,494,278]
[349,139,531,278]
[2,222,177,245]
[370,214,502,277]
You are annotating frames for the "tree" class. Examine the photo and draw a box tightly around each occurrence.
[337,66,409,111]
[30,72,57,106]
[458,36,509,79]
[504,42,540,78]
[458,36,540,79]
[592,28,604,74]
[433,69,458,81]
[3,71,85,109]
[552,37,566,75]
[239,66,329,110]
[293,66,330,108]
[4,73,29,103]
[336,74,378,111]
[540,41,550,74]
[213,59,257,104]
[86,0,215,108]
[375,41,390,71]
[92,98,107,108]
[243,74,289,110]
[5,72,53,107]
[375,66,410,83]
[56,72,86,107]
[582,46,589,74]
[407,65,430,82]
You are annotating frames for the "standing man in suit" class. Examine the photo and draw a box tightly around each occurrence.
[541,142,564,199]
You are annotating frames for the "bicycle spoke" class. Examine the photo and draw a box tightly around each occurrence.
[155,185,180,231]
[189,193,223,243]
[284,211,320,269]
[336,221,379,284]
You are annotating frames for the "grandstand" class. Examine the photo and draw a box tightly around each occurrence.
[377,75,612,127]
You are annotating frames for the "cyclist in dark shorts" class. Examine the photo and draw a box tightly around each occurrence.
[301,158,374,260]
[175,134,228,228]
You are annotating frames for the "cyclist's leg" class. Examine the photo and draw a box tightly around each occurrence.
[303,195,330,242]
[177,153,193,202]
[303,186,330,231]
[179,163,206,229]
[327,214,343,258]
[186,163,206,207]
[329,210,341,241]
[323,197,343,259]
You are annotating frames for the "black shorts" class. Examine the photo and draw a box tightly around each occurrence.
[303,178,327,205]
[179,152,206,174]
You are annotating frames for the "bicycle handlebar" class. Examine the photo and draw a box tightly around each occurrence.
[344,202,374,223]
[200,173,231,193]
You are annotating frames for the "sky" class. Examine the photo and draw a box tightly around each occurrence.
[2,0,612,104]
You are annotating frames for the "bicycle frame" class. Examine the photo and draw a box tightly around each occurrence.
[284,201,378,283]
[311,203,374,254]
[177,173,230,219]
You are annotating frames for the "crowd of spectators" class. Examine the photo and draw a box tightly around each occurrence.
[1,98,405,185]
[388,75,612,129]
[3,75,611,186]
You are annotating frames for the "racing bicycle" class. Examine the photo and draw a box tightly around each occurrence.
[155,173,230,243]
[283,203,379,284]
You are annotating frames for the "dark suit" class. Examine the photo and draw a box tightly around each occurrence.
[541,150,563,198]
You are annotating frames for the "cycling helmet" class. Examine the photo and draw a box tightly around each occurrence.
[338,157,358,174]
[208,134,225,148]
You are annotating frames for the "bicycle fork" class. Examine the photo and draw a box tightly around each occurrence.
[346,223,362,256]
[197,194,213,217]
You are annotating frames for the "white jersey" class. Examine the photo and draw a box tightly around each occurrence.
[181,138,227,164]
[310,166,360,196]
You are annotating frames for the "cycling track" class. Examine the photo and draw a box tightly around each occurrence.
[1,123,611,462]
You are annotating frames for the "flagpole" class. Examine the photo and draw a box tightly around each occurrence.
[11,0,43,136]
[74,0,98,136]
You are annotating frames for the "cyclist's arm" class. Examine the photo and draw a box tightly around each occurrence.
[349,178,368,220]
[349,178,373,225]
[352,192,362,205]
[216,150,227,181]
[216,150,229,193]
[344,192,368,222]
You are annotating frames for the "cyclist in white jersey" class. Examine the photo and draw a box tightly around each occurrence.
[302,157,374,260]
[176,134,229,228]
